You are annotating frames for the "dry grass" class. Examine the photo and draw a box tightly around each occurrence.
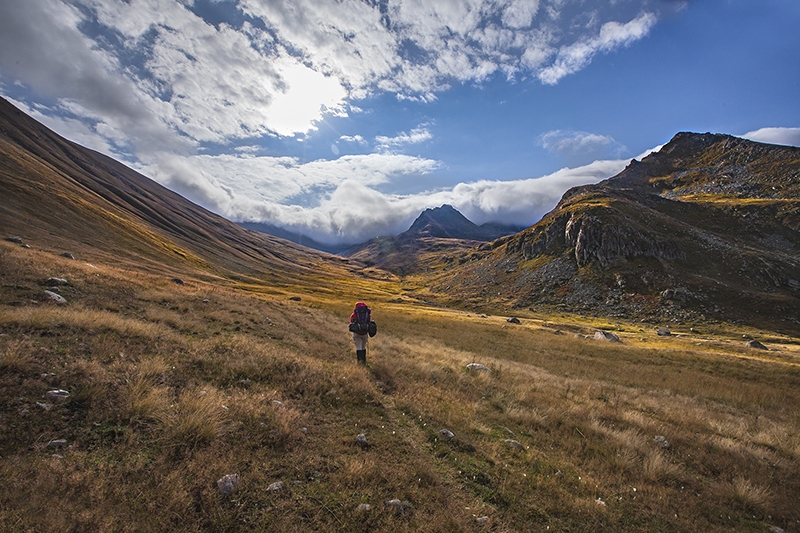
[1,241,799,532]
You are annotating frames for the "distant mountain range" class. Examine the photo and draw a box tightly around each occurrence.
[430,132,800,333]
[1,96,798,333]
[343,205,523,276]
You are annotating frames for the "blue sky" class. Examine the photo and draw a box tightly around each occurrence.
[1,0,798,245]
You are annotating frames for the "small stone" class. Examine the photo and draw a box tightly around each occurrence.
[657,328,672,336]
[653,435,670,449]
[289,296,302,301]
[44,390,69,401]
[203,298,209,303]
[21,244,31,248]
[43,291,67,304]
[385,499,410,514]
[746,339,768,350]
[46,277,69,286]
[47,439,68,448]
[506,317,521,324]
[476,516,490,524]
[595,498,606,507]
[265,317,272,325]
[355,433,368,448]
[217,474,240,495]
[171,278,184,285]
[238,379,252,387]
[768,527,785,533]
[36,402,52,411]
[504,439,524,451]
[5,236,23,244]
[271,400,284,408]
[61,252,75,259]
[324,389,337,397]
[266,481,283,492]
[438,428,455,441]
[466,363,491,372]
[356,503,372,512]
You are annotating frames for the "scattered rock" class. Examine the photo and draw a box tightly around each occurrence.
[661,287,692,302]
[768,526,785,533]
[61,252,75,260]
[36,402,52,411]
[552,329,563,335]
[438,428,455,440]
[21,244,31,248]
[44,390,70,401]
[506,317,521,324]
[355,433,369,448]
[657,328,672,336]
[266,481,283,492]
[594,330,621,342]
[746,339,768,350]
[504,439,524,451]
[238,379,252,387]
[324,389,337,397]
[47,439,68,449]
[289,296,302,301]
[466,363,491,373]
[595,497,606,507]
[43,290,67,304]
[653,435,670,449]
[46,277,68,286]
[171,278,185,285]
[265,317,272,325]
[5,236,23,244]
[271,400,284,408]
[385,499,411,515]
[476,516,490,524]
[217,474,240,495]
[356,503,372,512]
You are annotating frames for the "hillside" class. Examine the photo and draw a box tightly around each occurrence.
[429,133,800,334]
[1,103,799,532]
[0,96,366,290]
[345,205,521,275]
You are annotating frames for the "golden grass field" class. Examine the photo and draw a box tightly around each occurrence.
[1,239,799,532]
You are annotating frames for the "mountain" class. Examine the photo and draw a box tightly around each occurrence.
[431,132,800,334]
[344,204,522,275]
[0,97,356,286]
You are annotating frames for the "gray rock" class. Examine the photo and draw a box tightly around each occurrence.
[653,435,670,449]
[217,474,240,495]
[43,291,67,304]
[594,330,621,342]
[61,252,75,259]
[438,428,455,440]
[385,499,410,515]
[171,278,184,285]
[5,236,23,244]
[46,277,69,286]
[47,439,68,448]
[506,317,521,324]
[271,400,284,408]
[21,244,31,248]
[657,328,672,336]
[356,503,372,512]
[466,363,491,372]
[746,339,768,350]
[476,516,490,524]
[768,527,785,533]
[238,379,252,387]
[36,401,52,411]
[44,389,69,401]
[266,481,283,492]
[355,433,368,448]
[504,439,524,451]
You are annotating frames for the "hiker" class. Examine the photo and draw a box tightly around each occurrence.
[349,301,376,364]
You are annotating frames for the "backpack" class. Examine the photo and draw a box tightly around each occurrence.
[349,305,373,335]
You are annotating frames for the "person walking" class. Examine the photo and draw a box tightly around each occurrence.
[349,301,374,364]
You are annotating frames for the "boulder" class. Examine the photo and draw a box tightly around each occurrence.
[657,328,672,336]
[61,252,75,259]
[504,439,524,451]
[5,236,23,244]
[438,428,455,440]
[466,363,491,372]
[47,277,69,286]
[44,389,70,401]
[385,499,411,515]
[653,435,670,449]
[171,278,185,285]
[746,339,768,350]
[355,433,368,448]
[506,317,521,324]
[43,290,67,304]
[47,439,68,448]
[594,330,621,342]
[266,481,283,492]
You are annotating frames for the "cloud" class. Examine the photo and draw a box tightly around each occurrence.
[741,127,800,147]
[540,129,627,165]
[375,125,433,151]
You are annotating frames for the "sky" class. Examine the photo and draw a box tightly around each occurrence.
[1,0,799,246]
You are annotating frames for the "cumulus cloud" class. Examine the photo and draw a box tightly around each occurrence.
[741,127,800,147]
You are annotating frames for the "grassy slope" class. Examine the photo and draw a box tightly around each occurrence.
[2,239,799,532]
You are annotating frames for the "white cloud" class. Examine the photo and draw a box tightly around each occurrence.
[340,134,367,145]
[375,125,433,151]
[741,127,800,147]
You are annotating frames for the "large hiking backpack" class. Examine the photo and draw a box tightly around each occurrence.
[349,304,375,336]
